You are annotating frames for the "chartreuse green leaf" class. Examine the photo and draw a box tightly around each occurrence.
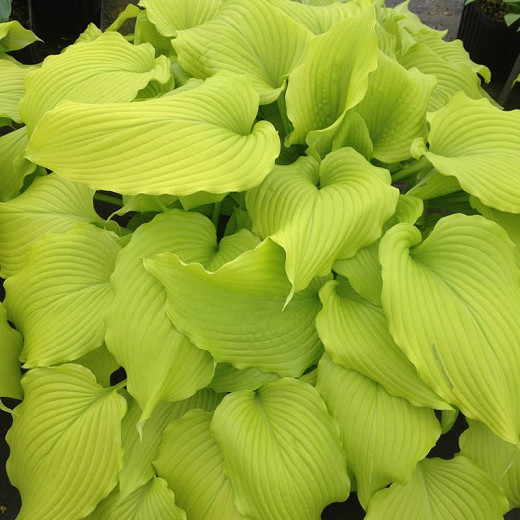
[380,214,520,445]
[411,93,520,213]
[246,147,399,293]
[338,51,435,162]
[0,301,22,400]
[75,344,120,387]
[406,169,461,201]
[4,223,121,368]
[26,73,280,196]
[460,419,520,508]
[0,21,39,52]
[208,363,279,393]
[365,456,509,520]
[285,9,378,150]
[316,277,448,410]
[211,378,349,520]
[6,364,127,520]
[105,210,216,424]
[173,0,312,104]
[98,477,187,520]
[0,59,31,123]
[139,0,222,37]
[0,126,36,201]
[20,31,171,133]
[0,173,106,277]
[470,195,520,265]
[316,353,440,507]
[263,0,364,34]
[398,41,490,111]
[119,388,222,498]
[144,238,325,377]
[333,194,424,306]
[154,409,248,520]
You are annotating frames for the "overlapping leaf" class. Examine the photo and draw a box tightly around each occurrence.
[4,223,121,367]
[316,278,448,409]
[0,21,39,52]
[144,238,325,377]
[0,59,31,123]
[285,9,378,150]
[139,0,222,37]
[173,0,312,104]
[337,51,436,162]
[365,456,509,520]
[6,364,127,520]
[211,378,350,520]
[0,301,22,401]
[380,214,520,445]
[0,126,36,201]
[26,73,280,196]
[119,389,222,499]
[105,210,217,424]
[154,409,248,520]
[20,31,171,133]
[316,354,440,507]
[0,173,106,277]
[246,147,399,293]
[411,93,520,213]
[460,419,520,508]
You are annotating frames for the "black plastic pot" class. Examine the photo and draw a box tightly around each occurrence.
[457,1,520,82]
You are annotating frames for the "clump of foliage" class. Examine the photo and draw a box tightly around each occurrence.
[1,1,520,519]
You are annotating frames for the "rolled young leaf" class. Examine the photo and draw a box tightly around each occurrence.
[246,147,399,293]
[411,93,520,213]
[316,353,441,507]
[0,21,39,52]
[380,214,520,445]
[19,31,171,133]
[211,378,350,520]
[144,238,325,377]
[6,364,127,520]
[26,73,280,196]
[364,456,509,520]
[4,223,121,368]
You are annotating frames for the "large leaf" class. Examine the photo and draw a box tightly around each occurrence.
[285,9,378,149]
[338,51,436,162]
[144,238,325,377]
[0,300,22,400]
[119,388,222,498]
[316,353,440,507]
[460,419,520,508]
[379,214,520,445]
[4,223,121,368]
[0,126,36,201]
[211,378,349,519]
[246,147,399,292]
[19,31,171,133]
[365,456,509,520]
[105,210,217,424]
[154,409,249,520]
[0,173,106,277]
[173,0,312,104]
[139,0,222,36]
[316,277,448,409]
[6,364,127,520]
[0,59,31,123]
[411,93,520,213]
[26,73,280,196]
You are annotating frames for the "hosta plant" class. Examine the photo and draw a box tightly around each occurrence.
[1,0,520,519]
